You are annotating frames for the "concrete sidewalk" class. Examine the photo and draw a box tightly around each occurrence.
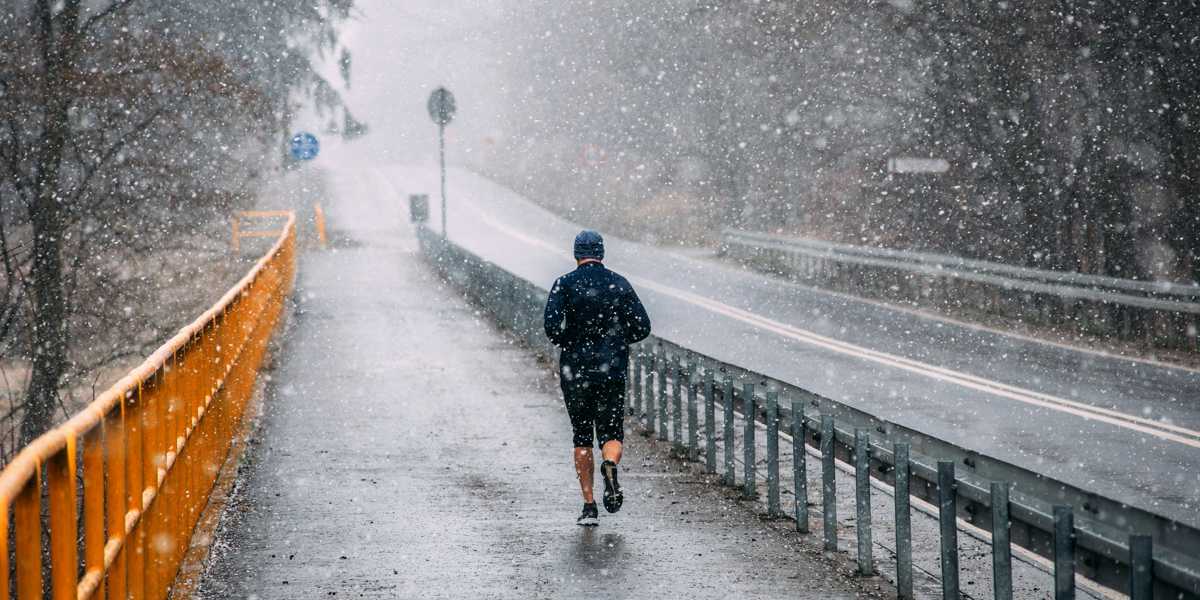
[197,168,873,599]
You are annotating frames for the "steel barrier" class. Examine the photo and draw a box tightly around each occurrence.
[720,228,1200,351]
[418,224,1200,600]
[1,213,296,600]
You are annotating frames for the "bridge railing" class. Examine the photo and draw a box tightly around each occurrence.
[417,224,1200,600]
[720,228,1200,352]
[0,213,296,600]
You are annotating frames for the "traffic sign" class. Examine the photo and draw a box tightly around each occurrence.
[427,87,456,236]
[427,87,456,125]
[581,144,608,166]
[289,132,320,161]
[887,157,949,174]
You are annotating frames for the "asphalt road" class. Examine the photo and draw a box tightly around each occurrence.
[198,168,871,599]
[369,164,1200,529]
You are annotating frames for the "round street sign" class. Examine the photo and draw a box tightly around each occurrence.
[427,87,456,126]
[289,132,320,161]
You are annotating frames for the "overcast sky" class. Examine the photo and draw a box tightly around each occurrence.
[320,1,522,169]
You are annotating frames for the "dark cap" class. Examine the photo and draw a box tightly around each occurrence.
[573,230,604,261]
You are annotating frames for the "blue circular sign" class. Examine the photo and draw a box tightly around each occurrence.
[289,132,320,161]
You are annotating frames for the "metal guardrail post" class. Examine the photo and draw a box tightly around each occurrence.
[642,353,652,419]
[723,376,735,486]
[687,362,699,460]
[672,355,683,446]
[854,429,873,576]
[646,353,657,434]
[938,461,959,600]
[991,482,1013,600]
[632,350,642,417]
[743,383,757,498]
[1055,506,1076,600]
[1129,535,1152,600]
[894,443,913,599]
[704,370,716,474]
[766,391,780,517]
[821,415,837,551]
[792,400,808,533]
[657,351,668,442]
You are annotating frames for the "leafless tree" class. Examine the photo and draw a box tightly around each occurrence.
[0,0,358,447]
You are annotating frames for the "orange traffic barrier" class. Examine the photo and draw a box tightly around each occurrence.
[231,210,292,253]
[313,203,328,248]
[1,212,297,600]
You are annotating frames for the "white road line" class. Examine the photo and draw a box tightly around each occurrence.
[470,209,1200,450]
[669,247,1200,376]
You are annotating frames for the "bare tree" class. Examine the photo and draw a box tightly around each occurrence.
[0,0,359,446]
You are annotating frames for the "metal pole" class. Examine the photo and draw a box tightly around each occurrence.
[632,350,642,417]
[766,391,780,517]
[991,482,1013,600]
[1054,506,1076,600]
[704,370,716,474]
[742,383,756,498]
[646,353,657,434]
[938,461,959,600]
[723,376,735,486]
[1129,535,1153,600]
[854,429,872,576]
[687,362,698,460]
[657,352,668,442]
[792,400,808,533]
[672,356,683,447]
[439,122,447,236]
[821,415,837,551]
[894,443,913,599]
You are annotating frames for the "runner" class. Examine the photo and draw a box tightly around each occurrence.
[543,230,652,526]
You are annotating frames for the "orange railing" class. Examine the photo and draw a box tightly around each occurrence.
[231,210,293,253]
[0,212,297,600]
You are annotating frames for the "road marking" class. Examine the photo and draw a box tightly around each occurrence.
[470,210,1200,449]
[668,248,1200,376]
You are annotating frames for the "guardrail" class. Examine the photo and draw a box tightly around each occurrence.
[1,213,296,600]
[417,224,1200,600]
[720,228,1200,352]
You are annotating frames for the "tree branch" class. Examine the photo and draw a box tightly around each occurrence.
[1,116,33,199]
[65,106,164,218]
[0,210,27,347]
[80,0,138,34]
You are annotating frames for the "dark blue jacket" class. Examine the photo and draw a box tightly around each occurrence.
[543,262,651,380]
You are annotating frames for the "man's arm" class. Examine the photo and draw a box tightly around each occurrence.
[543,277,569,347]
[620,284,651,344]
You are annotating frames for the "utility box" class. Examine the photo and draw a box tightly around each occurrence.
[409,194,429,223]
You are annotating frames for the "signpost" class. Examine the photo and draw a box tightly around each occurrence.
[289,132,320,161]
[886,157,950,174]
[427,87,456,236]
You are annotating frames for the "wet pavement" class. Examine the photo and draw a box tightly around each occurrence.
[375,165,1200,529]
[197,170,873,599]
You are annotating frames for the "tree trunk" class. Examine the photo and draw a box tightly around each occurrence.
[21,184,67,445]
[19,0,78,445]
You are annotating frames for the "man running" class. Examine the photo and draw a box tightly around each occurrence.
[544,230,651,526]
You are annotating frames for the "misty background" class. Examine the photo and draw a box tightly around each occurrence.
[334,0,1200,285]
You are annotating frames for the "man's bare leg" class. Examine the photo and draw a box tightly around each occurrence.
[574,447,595,503]
[601,440,623,464]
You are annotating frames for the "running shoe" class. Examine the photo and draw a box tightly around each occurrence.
[601,460,623,513]
[577,502,599,526]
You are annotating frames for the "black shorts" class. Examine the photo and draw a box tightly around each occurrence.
[561,373,626,448]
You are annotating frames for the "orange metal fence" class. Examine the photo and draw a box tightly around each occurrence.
[230,210,293,253]
[0,212,297,600]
